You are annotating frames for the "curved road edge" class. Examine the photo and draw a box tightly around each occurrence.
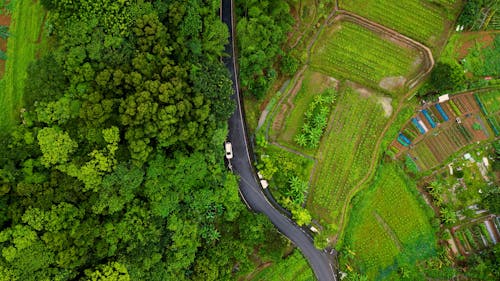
[220,1,338,281]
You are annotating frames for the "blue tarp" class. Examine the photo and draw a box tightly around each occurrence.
[435,104,449,121]
[398,133,411,145]
[411,118,425,134]
[422,109,436,128]
[397,135,409,147]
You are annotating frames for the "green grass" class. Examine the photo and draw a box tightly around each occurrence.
[307,86,389,224]
[310,21,421,94]
[339,0,459,48]
[251,250,315,281]
[0,0,46,131]
[341,164,436,280]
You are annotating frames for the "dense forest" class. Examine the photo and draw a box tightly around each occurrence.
[0,0,288,280]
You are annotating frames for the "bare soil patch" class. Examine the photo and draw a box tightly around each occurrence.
[379,76,406,91]
[377,96,393,117]
[457,31,498,59]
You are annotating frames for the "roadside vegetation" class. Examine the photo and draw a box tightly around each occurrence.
[250,250,314,281]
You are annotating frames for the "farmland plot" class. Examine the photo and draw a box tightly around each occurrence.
[307,86,388,224]
[0,0,47,131]
[310,21,422,95]
[342,164,436,279]
[339,0,459,48]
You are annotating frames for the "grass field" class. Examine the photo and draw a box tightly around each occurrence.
[0,0,46,131]
[339,0,459,48]
[341,164,436,280]
[310,21,421,94]
[251,250,315,281]
[307,86,389,224]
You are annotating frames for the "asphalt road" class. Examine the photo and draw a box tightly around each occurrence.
[221,1,337,280]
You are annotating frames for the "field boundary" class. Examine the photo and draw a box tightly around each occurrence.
[373,211,403,250]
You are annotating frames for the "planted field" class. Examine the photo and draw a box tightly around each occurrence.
[339,0,458,48]
[251,250,315,281]
[406,118,488,171]
[476,91,500,135]
[275,70,337,151]
[307,86,388,224]
[0,0,46,131]
[342,164,436,279]
[310,21,421,94]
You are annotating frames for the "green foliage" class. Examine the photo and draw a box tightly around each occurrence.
[0,25,8,39]
[457,0,499,31]
[405,155,419,174]
[341,164,436,280]
[251,250,314,281]
[281,53,299,76]
[0,1,290,280]
[428,62,466,93]
[295,88,336,148]
[236,0,293,98]
[463,35,500,77]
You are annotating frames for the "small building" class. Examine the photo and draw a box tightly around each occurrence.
[438,94,450,103]
[464,153,475,162]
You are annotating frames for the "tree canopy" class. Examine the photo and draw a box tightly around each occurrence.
[0,1,287,280]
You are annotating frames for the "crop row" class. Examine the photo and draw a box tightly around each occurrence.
[344,164,436,279]
[308,87,387,223]
[311,21,418,93]
[339,0,454,46]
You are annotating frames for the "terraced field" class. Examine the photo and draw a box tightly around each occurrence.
[310,20,422,94]
[307,86,389,224]
[341,164,436,279]
[339,0,459,48]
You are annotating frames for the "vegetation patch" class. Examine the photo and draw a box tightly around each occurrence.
[307,86,389,225]
[274,70,337,153]
[250,250,314,281]
[295,88,336,149]
[339,0,460,48]
[340,164,436,280]
[310,20,422,95]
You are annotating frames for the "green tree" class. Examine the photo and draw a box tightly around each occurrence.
[429,62,466,93]
[37,127,77,167]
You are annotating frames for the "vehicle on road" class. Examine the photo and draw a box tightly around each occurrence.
[225,142,233,159]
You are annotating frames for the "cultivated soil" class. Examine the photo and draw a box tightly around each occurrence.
[457,31,499,59]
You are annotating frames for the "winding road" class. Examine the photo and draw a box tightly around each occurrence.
[221,1,338,281]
